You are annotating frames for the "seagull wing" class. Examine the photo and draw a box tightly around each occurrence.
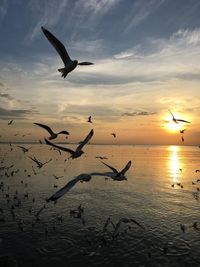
[41,27,71,65]
[47,175,83,201]
[176,119,191,123]
[34,123,54,135]
[120,161,132,175]
[101,161,118,174]
[76,129,94,151]
[78,62,94,65]
[45,138,74,155]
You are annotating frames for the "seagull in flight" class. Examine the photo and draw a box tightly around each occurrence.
[34,123,69,140]
[45,129,94,159]
[87,116,92,123]
[180,129,186,134]
[17,146,32,154]
[29,156,52,169]
[41,27,94,78]
[111,133,116,138]
[8,120,13,125]
[169,111,190,124]
[46,160,131,202]
[96,156,108,160]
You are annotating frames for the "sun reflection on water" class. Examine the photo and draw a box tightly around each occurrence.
[168,146,181,183]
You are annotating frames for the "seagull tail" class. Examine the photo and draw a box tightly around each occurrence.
[58,68,68,78]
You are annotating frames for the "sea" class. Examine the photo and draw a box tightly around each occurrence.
[0,144,200,267]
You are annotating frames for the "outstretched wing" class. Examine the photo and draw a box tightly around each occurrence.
[45,138,74,155]
[176,119,191,123]
[120,161,132,175]
[47,175,82,201]
[17,146,26,150]
[34,123,54,135]
[76,129,94,151]
[169,110,175,120]
[78,62,94,65]
[41,27,71,65]
[101,161,118,174]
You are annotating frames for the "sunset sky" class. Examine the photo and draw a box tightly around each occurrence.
[0,0,200,145]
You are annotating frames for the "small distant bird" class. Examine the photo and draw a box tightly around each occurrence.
[41,27,94,78]
[96,156,108,160]
[45,129,94,159]
[181,136,184,142]
[111,133,116,138]
[180,129,186,134]
[17,146,32,154]
[169,110,190,124]
[87,116,92,123]
[29,156,52,169]
[53,174,64,180]
[8,120,13,125]
[34,123,69,140]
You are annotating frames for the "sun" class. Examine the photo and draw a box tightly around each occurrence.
[164,115,185,132]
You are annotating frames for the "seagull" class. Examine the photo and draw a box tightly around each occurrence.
[29,156,52,169]
[169,111,190,124]
[181,136,184,142]
[17,146,32,154]
[87,116,92,123]
[41,27,94,78]
[95,156,108,160]
[45,129,94,159]
[111,133,116,138]
[8,120,13,125]
[34,123,69,140]
[180,129,186,134]
[46,160,131,202]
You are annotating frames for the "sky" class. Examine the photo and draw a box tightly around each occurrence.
[0,0,200,145]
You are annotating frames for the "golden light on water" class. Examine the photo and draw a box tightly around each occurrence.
[168,146,181,183]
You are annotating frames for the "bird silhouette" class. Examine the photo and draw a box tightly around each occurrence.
[41,27,94,78]
[45,129,94,159]
[34,123,69,140]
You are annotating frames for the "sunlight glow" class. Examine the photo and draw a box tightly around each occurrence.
[168,146,181,183]
[164,115,186,132]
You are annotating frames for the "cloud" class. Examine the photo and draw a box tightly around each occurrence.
[28,0,68,40]
[0,82,4,87]
[0,93,15,101]
[0,107,39,120]
[122,111,157,117]
[0,0,7,19]
[124,0,165,32]
[82,0,120,15]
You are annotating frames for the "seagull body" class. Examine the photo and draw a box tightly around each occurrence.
[169,111,190,124]
[46,160,131,202]
[41,27,94,78]
[88,116,92,123]
[45,129,93,159]
[34,123,69,140]
[8,120,13,125]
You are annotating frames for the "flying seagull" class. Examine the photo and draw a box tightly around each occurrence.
[17,146,32,154]
[45,129,94,159]
[180,129,186,134]
[46,160,131,202]
[29,156,52,169]
[169,111,190,124]
[111,133,116,138]
[41,27,94,78]
[87,116,92,123]
[8,120,13,125]
[34,123,69,140]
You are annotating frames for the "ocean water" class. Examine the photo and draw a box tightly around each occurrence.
[0,144,200,266]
